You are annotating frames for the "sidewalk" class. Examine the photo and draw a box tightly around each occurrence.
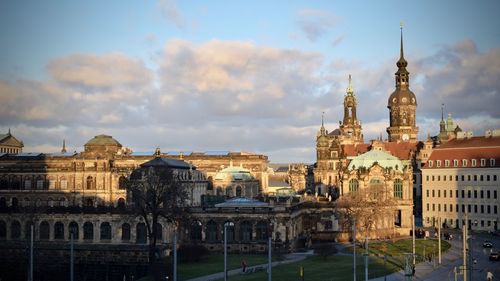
[185,250,314,281]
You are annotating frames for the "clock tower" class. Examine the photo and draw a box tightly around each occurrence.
[387,24,419,142]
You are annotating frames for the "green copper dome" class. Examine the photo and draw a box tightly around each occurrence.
[347,150,404,171]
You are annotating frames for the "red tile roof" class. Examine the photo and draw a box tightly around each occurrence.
[342,141,419,160]
[423,136,500,169]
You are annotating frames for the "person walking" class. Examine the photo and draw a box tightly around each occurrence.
[487,271,493,281]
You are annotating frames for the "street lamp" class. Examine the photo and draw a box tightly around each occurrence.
[224,221,234,281]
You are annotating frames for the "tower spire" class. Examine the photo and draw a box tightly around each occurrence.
[400,21,404,60]
[61,139,67,153]
[346,74,354,96]
[441,104,444,121]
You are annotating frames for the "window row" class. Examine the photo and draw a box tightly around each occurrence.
[0,197,126,209]
[0,220,156,244]
[425,189,498,199]
[425,217,496,229]
[0,176,128,190]
[348,178,403,199]
[427,158,495,168]
[425,174,498,182]
[189,220,270,242]
[0,147,20,153]
[426,203,498,214]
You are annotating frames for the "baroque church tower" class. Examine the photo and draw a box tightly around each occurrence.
[339,74,363,144]
[387,25,419,142]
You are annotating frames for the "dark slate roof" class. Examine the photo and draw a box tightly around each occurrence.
[85,134,122,146]
[140,157,194,170]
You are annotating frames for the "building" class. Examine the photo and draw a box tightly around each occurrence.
[421,130,500,231]
[0,130,23,154]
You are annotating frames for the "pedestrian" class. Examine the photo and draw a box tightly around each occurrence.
[487,271,493,281]
[241,259,247,273]
[412,265,415,277]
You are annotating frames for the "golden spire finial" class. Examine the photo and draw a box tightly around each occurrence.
[346,74,354,95]
[400,21,403,29]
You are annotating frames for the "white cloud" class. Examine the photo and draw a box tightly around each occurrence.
[157,0,186,29]
[296,9,339,42]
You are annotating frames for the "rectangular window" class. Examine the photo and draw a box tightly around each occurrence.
[474,190,477,198]
[444,190,446,198]
[438,204,441,212]
[461,175,465,181]
[449,175,452,181]
[481,205,484,213]
[427,203,430,211]
[444,175,447,181]
[480,175,484,181]
[468,190,471,198]
[494,175,497,181]
[455,175,459,181]
[426,175,429,182]
[443,204,446,212]
[454,159,459,167]
[432,190,435,197]
[481,190,484,198]
[472,159,477,166]
[437,175,440,181]
[462,159,467,167]
[494,190,497,199]
[432,175,435,181]
[445,160,450,167]
[481,159,486,166]
[487,175,491,181]
[468,205,471,213]
[427,190,429,197]
[468,175,471,181]
[432,204,435,211]
[462,204,465,212]
[474,175,477,181]
[438,190,441,197]
[450,204,453,212]
[474,205,477,213]
[450,190,453,198]
[487,205,491,214]
[24,180,31,190]
[456,190,458,198]
[456,204,459,213]
[36,180,44,190]
[436,160,441,167]
[490,159,496,166]
[428,160,433,167]
[487,190,491,198]
[495,205,498,214]
[461,190,465,198]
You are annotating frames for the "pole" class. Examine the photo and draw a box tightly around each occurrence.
[353,220,356,281]
[412,215,415,266]
[268,236,272,281]
[364,237,368,281]
[468,236,472,281]
[438,217,441,265]
[70,232,74,281]
[384,255,387,281]
[462,215,467,281]
[30,223,33,281]
[173,231,177,281]
[224,224,227,281]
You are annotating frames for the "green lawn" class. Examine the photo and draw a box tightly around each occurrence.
[213,255,398,281]
[178,254,274,280]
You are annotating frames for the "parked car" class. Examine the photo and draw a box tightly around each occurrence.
[483,240,493,248]
[491,230,500,237]
[489,251,499,261]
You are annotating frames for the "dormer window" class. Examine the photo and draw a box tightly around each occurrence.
[471,159,477,167]
[454,159,459,167]
[480,159,486,167]
[462,159,468,167]
[428,160,433,167]
[490,158,496,166]
[436,160,441,167]
[445,160,450,167]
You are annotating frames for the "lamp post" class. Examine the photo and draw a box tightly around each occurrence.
[224,221,234,281]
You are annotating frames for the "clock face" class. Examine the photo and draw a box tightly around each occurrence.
[402,134,409,141]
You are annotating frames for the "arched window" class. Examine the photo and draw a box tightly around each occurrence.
[11,220,21,239]
[100,222,111,240]
[155,223,162,241]
[86,176,94,190]
[256,221,268,241]
[48,177,56,189]
[54,222,64,239]
[24,179,32,190]
[39,221,49,240]
[369,178,384,199]
[206,221,217,241]
[11,197,18,209]
[236,186,242,197]
[85,198,94,208]
[11,177,21,190]
[121,223,131,241]
[0,178,8,189]
[36,178,44,190]
[190,221,202,241]
[0,220,6,239]
[83,222,94,240]
[69,221,79,240]
[0,197,6,209]
[24,222,32,240]
[118,176,127,190]
[240,221,252,242]
[348,179,358,192]
[393,179,403,199]
[60,178,68,190]
[117,198,126,209]
[136,223,147,244]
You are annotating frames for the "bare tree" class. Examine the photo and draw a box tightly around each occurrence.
[126,160,190,265]
[334,185,398,239]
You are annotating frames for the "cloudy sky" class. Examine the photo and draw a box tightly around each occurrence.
[1,0,499,163]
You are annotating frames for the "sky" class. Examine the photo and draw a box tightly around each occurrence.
[1,0,499,163]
